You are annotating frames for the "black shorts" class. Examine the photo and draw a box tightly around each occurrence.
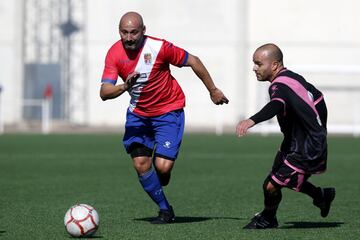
[269,151,312,192]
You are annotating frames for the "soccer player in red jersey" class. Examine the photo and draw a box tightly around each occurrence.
[100,12,229,224]
[236,43,335,229]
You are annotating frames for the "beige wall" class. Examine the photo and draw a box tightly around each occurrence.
[246,0,360,133]
[0,0,23,124]
[1,0,360,132]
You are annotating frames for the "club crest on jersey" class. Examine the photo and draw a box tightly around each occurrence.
[271,85,278,92]
[271,85,278,97]
[144,53,152,64]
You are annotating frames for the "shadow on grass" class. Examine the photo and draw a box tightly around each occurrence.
[281,221,344,229]
[134,216,243,224]
[0,230,6,235]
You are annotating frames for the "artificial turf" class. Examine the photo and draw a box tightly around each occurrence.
[0,134,359,239]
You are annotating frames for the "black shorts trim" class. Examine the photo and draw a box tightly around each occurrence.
[129,143,153,158]
[268,175,282,189]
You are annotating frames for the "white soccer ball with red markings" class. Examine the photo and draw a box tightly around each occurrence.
[64,204,99,237]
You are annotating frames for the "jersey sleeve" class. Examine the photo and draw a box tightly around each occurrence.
[250,100,284,124]
[101,49,118,85]
[161,40,188,67]
[249,83,289,124]
[269,83,288,106]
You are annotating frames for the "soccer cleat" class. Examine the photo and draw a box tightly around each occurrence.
[243,212,278,229]
[150,206,175,224]
[313,187,336,218]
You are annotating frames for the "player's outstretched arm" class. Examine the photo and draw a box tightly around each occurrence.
[236,100,284,137]
[236,119,255,137]
[185,53,229,105]
[100,72,139,101]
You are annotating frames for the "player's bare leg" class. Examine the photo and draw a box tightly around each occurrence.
[154,157,175,186]
[132,156,152,175]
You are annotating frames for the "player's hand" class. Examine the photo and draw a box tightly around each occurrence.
[236,119,255,137]
[210,88,229,105]
[123,72,140,90]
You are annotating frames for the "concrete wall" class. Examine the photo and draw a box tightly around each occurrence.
[0,0,23,124]
[246,0,360,130]
[1,0,360,132]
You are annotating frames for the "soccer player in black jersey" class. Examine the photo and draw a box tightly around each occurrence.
[236,43,335,229]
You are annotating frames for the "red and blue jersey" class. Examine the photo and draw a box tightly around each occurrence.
[101,35,188,117]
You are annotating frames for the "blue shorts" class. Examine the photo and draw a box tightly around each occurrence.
[123,109,185,160]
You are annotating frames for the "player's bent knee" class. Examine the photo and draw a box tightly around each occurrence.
[263,178,279,195]
[155,164,173,175]
[155,167,168,175]
[132,157,152,175]
[154,156,174,174]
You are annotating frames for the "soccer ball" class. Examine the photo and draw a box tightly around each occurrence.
[64,204,99,237]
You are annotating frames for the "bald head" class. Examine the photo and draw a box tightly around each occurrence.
[252,43,285,82]
[119,12,146,50]
[255,43,283,64]
[120,12,144,29]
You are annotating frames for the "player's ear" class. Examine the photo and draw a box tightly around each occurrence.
[142,25,146,35]
[272,61,279,71]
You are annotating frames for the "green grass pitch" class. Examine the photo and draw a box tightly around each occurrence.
[0,133,359,239]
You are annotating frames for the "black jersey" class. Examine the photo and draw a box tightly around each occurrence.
[269,70,327,172]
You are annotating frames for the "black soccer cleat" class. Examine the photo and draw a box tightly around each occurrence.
[150,206,175,224]
[314,187,336,218]
[243,212,278,229]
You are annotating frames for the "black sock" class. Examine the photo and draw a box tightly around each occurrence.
[262,190,282,219]
[300,181,323,203]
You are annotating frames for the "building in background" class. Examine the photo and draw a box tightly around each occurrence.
[0,0,359,134]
